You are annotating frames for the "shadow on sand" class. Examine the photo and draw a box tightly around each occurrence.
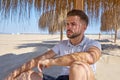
[0,40,61,80]
[96,39,120,57]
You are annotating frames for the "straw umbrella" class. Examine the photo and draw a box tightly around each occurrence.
[100,1,120,43]
[38,10,67,40]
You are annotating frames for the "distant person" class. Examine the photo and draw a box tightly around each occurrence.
[5,9,101,80]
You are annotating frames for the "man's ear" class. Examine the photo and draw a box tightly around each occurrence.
[81,21,87,30]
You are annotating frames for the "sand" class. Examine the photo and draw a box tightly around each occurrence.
[0,34,120,80]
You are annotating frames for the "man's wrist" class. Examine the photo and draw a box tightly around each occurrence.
[49,59,55,66]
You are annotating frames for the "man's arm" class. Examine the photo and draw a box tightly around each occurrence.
[6,50,56,79]
[43,46,101,67]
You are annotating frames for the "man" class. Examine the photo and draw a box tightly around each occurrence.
[5,9,101,80]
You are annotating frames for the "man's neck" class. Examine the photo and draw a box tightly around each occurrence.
[70,35,84,46]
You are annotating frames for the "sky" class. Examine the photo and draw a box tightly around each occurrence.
[0,15,49,34]
[0,9,101,34]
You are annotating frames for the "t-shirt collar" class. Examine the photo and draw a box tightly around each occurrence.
[67,36,86,47]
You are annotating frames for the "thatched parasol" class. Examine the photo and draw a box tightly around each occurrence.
[38,10,67,33]
[100,0,120,42]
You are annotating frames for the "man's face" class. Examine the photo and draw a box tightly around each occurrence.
[65,16,86,39]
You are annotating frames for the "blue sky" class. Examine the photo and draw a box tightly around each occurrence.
[0,16,47,34]
[0,10,101,34]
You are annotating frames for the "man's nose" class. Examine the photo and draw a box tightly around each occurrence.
[66,24,72,29]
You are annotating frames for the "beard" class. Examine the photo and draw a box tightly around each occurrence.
[66,30,81,39]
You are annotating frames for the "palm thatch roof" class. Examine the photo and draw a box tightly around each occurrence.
[38,10,67,34]
[101,9,120,32]
[100,0,120,42]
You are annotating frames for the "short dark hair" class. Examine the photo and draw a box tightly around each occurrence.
[67,9,89,26]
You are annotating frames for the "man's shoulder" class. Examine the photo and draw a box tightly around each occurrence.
[85,37,101,50]
[84,37,101,47]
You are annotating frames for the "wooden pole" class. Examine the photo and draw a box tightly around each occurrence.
[114,11,117,43]
[114,24,117,43]
[74,0,84,10]
[60,25,63,41]
[99,32,101,39]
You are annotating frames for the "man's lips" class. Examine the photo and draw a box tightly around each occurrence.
[67,30,73,34]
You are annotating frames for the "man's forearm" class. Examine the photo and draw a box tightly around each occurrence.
[49,47,101,66]
[8,50,56,79]
[10,59,36,78]
[50,52,88,66]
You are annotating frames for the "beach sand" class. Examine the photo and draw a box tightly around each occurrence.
[0,34,120,80]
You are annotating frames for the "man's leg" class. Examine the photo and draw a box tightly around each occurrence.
[15,70,43,80]
[30,71,43,80]
[69,61,95,80]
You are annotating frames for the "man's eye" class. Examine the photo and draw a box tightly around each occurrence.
[65,22,77,26]
[66,23,69,26]
[71,23,76,26]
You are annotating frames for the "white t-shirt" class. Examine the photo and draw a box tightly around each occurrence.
[52,36,101,75]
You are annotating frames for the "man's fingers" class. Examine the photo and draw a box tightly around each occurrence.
[37,59,50,73]
[37,61,44,73]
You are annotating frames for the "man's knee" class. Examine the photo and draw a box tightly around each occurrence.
[30,71,43,80]
[70,61,95,80]
[70,61,88,73]
[15,70,43,80]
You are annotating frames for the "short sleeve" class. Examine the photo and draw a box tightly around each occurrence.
[51,40,68,55]
[85,40,101,51]
[52,43,60,55]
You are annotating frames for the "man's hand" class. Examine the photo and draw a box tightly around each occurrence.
[38,59,52,71]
